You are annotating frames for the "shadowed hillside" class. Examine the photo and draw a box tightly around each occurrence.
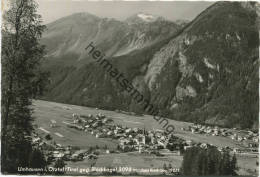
[41,2,259,130]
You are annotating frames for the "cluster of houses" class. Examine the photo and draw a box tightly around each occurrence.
[184,124,259,151]
[185,124,258,142]
[185,124,233,136]
[117,129,186,154]
[31,132,100,163]
[70,113,186,153]
[68,113,224,154]
[32,112,259,166]
[66,113,113,132]
[70,113,260,155]
[230,131,259,144]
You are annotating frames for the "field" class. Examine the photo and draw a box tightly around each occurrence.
[32,100,258,176]
[65,152,182,175]
[33,101,118,149]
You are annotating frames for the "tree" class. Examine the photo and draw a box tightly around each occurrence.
[163,163,167,170]
[168,163,172,170]
[2,0,48,174]
[181,146,200,175]
[219,150,231,174]
[28,148,47,174]
[45,134,52,140]
[53,158,66,175]
[181,147,237,176]
[230,154,238,175]
[88,146,94,153]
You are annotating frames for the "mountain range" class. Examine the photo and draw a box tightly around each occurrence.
[40,2,259,130]
[41,12,181,65]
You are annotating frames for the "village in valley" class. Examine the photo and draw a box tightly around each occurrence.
[2,0,259,175]
[32,100,259,175]
[33,112,185,173]
[184,124,259,153]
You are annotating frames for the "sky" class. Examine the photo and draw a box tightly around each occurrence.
[35,0,214,24]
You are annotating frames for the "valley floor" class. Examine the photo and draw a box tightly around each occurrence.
[32,100,258,176]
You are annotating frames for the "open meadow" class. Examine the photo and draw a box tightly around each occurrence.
[65,152,182,175]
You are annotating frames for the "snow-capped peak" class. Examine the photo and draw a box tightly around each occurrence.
[137,13,156,22]
[126,13,164,24]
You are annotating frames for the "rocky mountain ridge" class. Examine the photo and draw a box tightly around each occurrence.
[41,2,259,130]
[41,12,180,65]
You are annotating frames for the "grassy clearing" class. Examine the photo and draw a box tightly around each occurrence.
[33,100,118,149]
[64,152,182,175]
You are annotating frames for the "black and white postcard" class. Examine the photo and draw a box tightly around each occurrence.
[1,0,259,176]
